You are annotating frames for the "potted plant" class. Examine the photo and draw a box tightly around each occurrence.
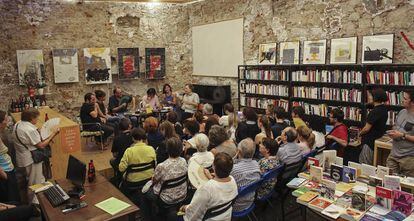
[36,82,47,95]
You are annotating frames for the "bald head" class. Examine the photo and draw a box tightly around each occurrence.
[237,138,255,159]
[282,127,298,143]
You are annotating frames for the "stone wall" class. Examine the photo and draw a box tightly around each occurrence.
[1,0,414,119]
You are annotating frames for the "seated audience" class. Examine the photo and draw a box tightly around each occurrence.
[308,115,326,148]
[235,107,261,143]
[182,119,200,148]
[204,116,219,136]
[257,138,280,199]
[265,104,276,126]
[271,106,290,138]
[202,103,219,121]
[0,111,19,202]
[160,84,177,109]
[180,84,200,121]
[277,127,302,165]
[359,88,388,165]
[326,108,348,151]
[193,110,205,132]
[291,106,308,129]
[219,103,237,140]
[166,111,183,138]
[144,117,164,150]
[80,93,114,144]
[13,108,59,203]
[180,152,238,221]
[142,88,161,111]
[387,89,414,177]
[108,87,137,126]
[156,121,179,164]
[208,125,237,158]
[231,138,261,212]
[142,137,187,219]
[95,89,119,126]
[119,128,156,185]
[188,133,214,168]
[110,118,133,181]
[255,115,274,145]
[297,125,316,155]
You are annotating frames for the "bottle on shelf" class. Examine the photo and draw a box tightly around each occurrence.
[88,160,96,183]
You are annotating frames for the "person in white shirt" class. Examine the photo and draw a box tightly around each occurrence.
[188,133,214,168]
[181,84,200,121]
[13,108,59,203]
[180,152,238,221]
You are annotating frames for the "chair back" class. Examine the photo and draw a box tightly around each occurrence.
[237,179,263,198]
[275,160,304,189]
[159,173,188,195]
[124,160,156,181]
[261,164,285,182]
[203,199,234,221]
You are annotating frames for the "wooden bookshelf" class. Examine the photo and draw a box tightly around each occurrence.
[238,64,414,127]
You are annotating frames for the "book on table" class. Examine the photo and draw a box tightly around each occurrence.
[330,163,343,182]
[340,207,365,221]
[287,177,307,189]
[292,186,310,197]
[322,150,337,173]
[376,186,393,210]
[343,166,357,183]
[297,191,319,205]
[310,165,323,183]
[322,203,346,219]
[320,179,336,201]
[308,197,333,212]
[392,189,413,216]
[384,175,401,191]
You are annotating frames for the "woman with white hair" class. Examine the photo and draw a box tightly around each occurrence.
[188,133,214,168]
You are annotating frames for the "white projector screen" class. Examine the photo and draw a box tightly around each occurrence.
[192,18,244,78]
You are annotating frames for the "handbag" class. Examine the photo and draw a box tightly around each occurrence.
[15,123,51,164]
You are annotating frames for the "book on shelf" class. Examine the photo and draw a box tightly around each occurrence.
[243,69,289,81]
[383,175,401,191]
[292,86,362,103]
[322,203,347,219]
[366,70,414,86]
[349,126,360,143]
[376,186,393,210]
[292,70,363,84]
[240,96,289,110]
[343,166,357,183]
[241,83,289,96]
[392,189,413,216]
[308,197,333,212]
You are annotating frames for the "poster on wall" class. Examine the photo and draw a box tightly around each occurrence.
[279,41,300,64]
[362,34,394,64]
[145,48,165,79]
[83,48,112,84]
[52,49,79,83]
[258,43,277,65]
[118,48,140,80]
[303,40,326,64]
[330,37,358,64]
[17,50,46,86]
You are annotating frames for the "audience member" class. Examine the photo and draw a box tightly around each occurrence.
[0,203,37,221]
[166,111,183,137]
[291,106,308,129]
[180,152,238,221]
[255,115,274,145]
[161,84,177,109]
[231,138,261,212]
[156,121,179,164]
[202,103,219,121]
[182,119,200,148]
[257,138,280,199]
[271,106,290,138]
[265,104,276,126]
[297,125,316,155]
[0,111,19,202]
[193,110,205,132]
[277,127,302,165]
[80,93,114,144]
[219,103,237,140]
[144,117,164,150]
[108,87,137,126]
[235,107,261,143]
[204,116,219,136]
[208,125,237,158]
[188,133,214,168]
[308,115,326,148]
[13,108,59,203]
[359,88,388,165]
[110,118,133,182]
[119,127,156,186]
[181,84,200,121]
[142,137,187,219]
[387,90,414,177]
[326,108,348,151]
[141,88,161,111]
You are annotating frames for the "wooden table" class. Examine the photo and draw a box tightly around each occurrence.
[11,106,81,179]
[373,137,392,166]
[37,174,139,221]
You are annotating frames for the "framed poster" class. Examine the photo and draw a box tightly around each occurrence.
[83,48,112,84]
[303,40,327,64]
[330,37,358,64]
[145,48,165,79]
[362,34,394,64]
[118,48,140,80]
[17,50,45,86]
[279,41,300,64]
[52,48,79,83]
[258,43,277,65]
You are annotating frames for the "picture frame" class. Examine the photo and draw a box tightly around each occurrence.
[362,34,394,64]
[330,37,358,64]
[52,48,79,83]
[118,48,140,80]
[145,48,166,80]
[258,43,277,65]
[303,39,327,64]
[83,48,112,85]
[279,41,300,65]
[17,50,46,86]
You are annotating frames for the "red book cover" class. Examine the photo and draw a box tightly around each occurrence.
[307,157,319,170]
[376,186,393,210]
[309,197,332,211]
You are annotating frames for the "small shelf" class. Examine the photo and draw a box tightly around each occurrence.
[291,97,364,107]
[241,93,289,100]
[240,79,290,84]
[366,84,414,90]
[239,105,266,112]
[292,81,363,88]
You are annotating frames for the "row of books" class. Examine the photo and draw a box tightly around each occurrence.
[294,101,362,121]
[240,83,289,97]
[240,96,289,110]
[291,70,363,84]
[292,86,362,103]
[385,91,404,106]
[241,69,289,81]
[366,71,414,85]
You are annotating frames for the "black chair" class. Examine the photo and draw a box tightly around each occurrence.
[119,160,156,205]
[274,160,305,221]
[256,164,285,209]
[203,199,234,221]
[157,174,189,220]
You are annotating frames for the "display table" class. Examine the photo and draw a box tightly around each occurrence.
[11,107,81,179]
[373,136,392,167]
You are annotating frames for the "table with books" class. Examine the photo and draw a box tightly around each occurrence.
[374,136,392,167]
[287,150,414,221]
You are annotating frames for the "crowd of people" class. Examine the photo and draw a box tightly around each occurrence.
[1,84,414,221]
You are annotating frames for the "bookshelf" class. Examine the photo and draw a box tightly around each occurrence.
[238,64,414,127]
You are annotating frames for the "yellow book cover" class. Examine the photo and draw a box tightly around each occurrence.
[297,191,319,203]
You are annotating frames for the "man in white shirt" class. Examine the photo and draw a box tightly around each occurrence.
[180,152,238,221]
[181,84,200,121]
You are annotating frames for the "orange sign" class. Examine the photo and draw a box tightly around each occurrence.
[60,126,81,153]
